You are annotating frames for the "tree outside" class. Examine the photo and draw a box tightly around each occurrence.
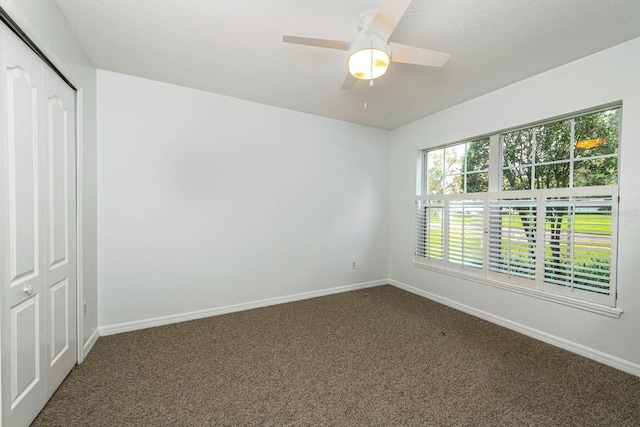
[499,109,619,191]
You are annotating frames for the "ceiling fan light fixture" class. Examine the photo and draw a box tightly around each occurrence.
[348,48,390,80]
[347,33,390,80]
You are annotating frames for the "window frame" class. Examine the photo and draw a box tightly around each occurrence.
[414,104,622,318]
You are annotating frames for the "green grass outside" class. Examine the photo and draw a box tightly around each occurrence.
[421,211,611,284]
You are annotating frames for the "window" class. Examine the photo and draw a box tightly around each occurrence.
[502,109,619,190]
[415,106,620,310]
[424,138,490,194]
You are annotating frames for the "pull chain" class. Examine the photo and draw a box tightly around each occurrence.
[364,74,368,108]
[364,39,373,109]
[369,39,374,88]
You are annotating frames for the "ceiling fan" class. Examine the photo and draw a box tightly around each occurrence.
[282,0,450,90]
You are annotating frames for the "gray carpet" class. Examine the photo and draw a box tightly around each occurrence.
[33,285,640,426]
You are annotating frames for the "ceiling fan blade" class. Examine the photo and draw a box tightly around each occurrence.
[367,0,412,41]
[282,35,351,51]
[340,73,357,91]
[390,42,451,67]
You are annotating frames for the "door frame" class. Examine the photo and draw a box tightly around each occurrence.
[0,5,87,422]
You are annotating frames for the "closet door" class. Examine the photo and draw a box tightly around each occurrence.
[0,23,47,427]
[43,58,77,401]
[0,23,77,427]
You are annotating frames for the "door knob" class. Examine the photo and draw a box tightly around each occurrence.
[23,285,34,295]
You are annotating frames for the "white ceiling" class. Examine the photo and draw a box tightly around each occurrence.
[54,0,640,130]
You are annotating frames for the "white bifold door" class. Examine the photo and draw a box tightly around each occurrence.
[0,22,77,427]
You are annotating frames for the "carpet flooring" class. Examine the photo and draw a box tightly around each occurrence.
[32,285,640,426]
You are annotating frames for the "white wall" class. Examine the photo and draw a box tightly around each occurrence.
[1,0,99,354]
[97,70,389,328]
[389,37,640,374]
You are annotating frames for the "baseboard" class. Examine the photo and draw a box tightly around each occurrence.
[82,328,100,361]
[388,279,640,378]
[99,279,388,336]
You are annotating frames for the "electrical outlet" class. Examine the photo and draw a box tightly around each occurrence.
[83,301,87,315]
[352,261,357,269]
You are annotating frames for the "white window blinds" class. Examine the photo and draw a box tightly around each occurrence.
[415,186,618,306]
[487,196,538,284]
[416,199,444,263]
[543,192,616,305]
[448,199,484,270]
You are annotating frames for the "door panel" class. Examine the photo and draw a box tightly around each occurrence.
[7,65,39,285]
[10,295,40,407]
[48,96,68,269]
[50,279,69,365]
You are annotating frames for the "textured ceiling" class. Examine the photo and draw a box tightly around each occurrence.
[54,0,640,130]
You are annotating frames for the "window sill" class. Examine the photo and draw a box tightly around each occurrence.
[412,261,623,319]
